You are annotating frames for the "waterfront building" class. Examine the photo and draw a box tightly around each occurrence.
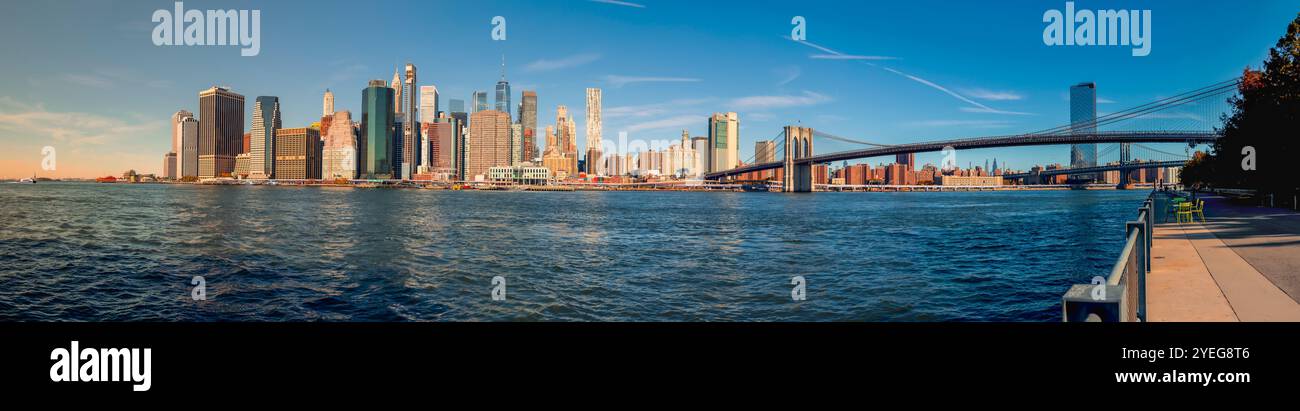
[166,109,193,179]
[940,175,1003,186]
[1070,82,1098,181]
[519,91,538,162]
[495,56,511,113]
[419,85,438,123]
[585,88,602,175]
[422,117,456,180]
[163,152,176,179]
[249,96,281,179]
[707,112,739,173]
[360,80,395,180]
[197,86,245,178]
[467,110,511,180]
[274,127,322,180]
[177,115,199,178]
[234,152,250,179]
[488,164,550,185]
[323,110,358,180]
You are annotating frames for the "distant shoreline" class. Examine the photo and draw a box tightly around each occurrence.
[5,180,1147,192]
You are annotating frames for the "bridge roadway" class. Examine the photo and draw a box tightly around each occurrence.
[705,130,1218,180]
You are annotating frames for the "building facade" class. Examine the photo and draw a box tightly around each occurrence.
[519,91,538,163]
[273,127,322,180]
[707,112,739,173]
[361,80,395,180]
[467,110,511,180]
[249,96,281,179]
[197,86,245,178]
[323,111,358,180]
[1070,82,1098,181]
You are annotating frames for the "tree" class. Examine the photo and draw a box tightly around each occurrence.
[1182,13,1300,196]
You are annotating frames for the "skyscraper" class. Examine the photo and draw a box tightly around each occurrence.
[249,96,281,179]
[419,85,439,123]
[167,109,193,179]
[472,91,488,114]
[896,153,915,171]
[361,80,395,180]
[1070,82,1098,181]
[178,115,199,178]
[322,89,334,117]
[467,110,511,179]
[585,88,603,175]
[400,63,419,179]
[495,55,511,114]
[449,99,465,114]
[519,91,537,162]
[707,112,739,173]
[273,127,321,180]
[197,86,245,179]
[323,110,358,180]
[755,140,776,163]
[391,68,403,115]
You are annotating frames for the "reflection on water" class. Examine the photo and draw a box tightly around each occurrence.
[0,183,1146,321]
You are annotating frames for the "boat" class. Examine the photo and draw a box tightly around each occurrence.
[741,183,770,192]
[96,176,117,183]
[17,173,36,183]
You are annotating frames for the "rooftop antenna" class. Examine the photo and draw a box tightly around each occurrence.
[500,54,507,81]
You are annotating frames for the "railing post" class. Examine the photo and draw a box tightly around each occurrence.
[1127,221,1147,321]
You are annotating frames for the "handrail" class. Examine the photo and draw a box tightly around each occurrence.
[1062,190,1155,322]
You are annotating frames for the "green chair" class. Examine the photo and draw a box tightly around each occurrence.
[1175,202,1196,224]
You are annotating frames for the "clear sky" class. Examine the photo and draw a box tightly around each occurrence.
[1,0,1296,178]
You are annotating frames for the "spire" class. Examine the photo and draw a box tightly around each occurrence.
[500,54,507,81]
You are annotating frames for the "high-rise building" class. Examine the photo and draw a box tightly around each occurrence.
[163,152,176,180]
[360,80,395,180]
[692,137,708,177]
[896,153,915,171]
[393,113,406,178]
[323,111,358,180]
[167,109,193,179]
[472,91,488,114]
[707,112,739,173]
[467,110,511,179]
[419,85,439,123]
[585,88,602,176]
[755,140,776,163]
[519,91,537,162]
[322,89,334,117]
[424,117,455,172]
[178,115,199,178]
[399,63,419,179]
[1070,82,1098,181]
[249,96,281,179]
[197,86,245,179]
[391,68,403,115]
[495,55,511,113]
[510,123,522,166]
[273,127,321,180]
[448,99,465,114]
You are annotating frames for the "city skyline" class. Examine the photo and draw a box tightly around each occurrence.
[1,0,1296,178]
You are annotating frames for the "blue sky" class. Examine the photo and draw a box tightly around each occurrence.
[1,0,1296,178]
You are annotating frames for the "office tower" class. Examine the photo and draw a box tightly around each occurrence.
[170,110,193,155]
[707,112,739,173]
[249,96,281,179]
[163,152,176,180]
[178,115,199,178]
[323,110,358,179]
[399,63,419,179]
[519,91,537,162]
[419,85,439,123]
[755,140,776,163]
[472,91,488,114]
[692,137,708,177]
[467,110,511,179]
[510,123,522,166]
[585,88,602,175]
[448,109,468,180]
[323,89,334,117]
[495,55,511,113]
[424,117,455,171]
[896,153,915,171]
[391,68,403,115]
[393,113,406,178]
[273,127,321,180]
[1070,82,1098,181]
[361,80,395,180]
[242,132,251,154]
[197,86,245,178]
[449,99,465,114]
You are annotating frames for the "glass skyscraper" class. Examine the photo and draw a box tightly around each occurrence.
[361,80,395,180]
[495,56,511,114]
[472,91,488,114]
[1069,82,1098,181]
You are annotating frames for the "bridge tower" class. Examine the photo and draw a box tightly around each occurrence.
[782,126,814,192]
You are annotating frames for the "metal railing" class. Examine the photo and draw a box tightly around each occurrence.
[1062,191,1155,322]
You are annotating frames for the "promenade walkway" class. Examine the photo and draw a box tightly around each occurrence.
[1146,193,1300,322]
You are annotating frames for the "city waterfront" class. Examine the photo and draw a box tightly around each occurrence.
[0,183,1148,321]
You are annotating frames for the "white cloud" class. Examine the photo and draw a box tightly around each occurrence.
[809,54,899,61]
[0,97,165,146]
[589,0,646,8]
[603,75,701,88]
[523,53,601,72]
[604,98,713,119]
[908,119,1016,128]
[623,115,699,133]
[962,88,1024,101]
[730,91,831,110]
[776,66,801,86]
[959,107,1035,116]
